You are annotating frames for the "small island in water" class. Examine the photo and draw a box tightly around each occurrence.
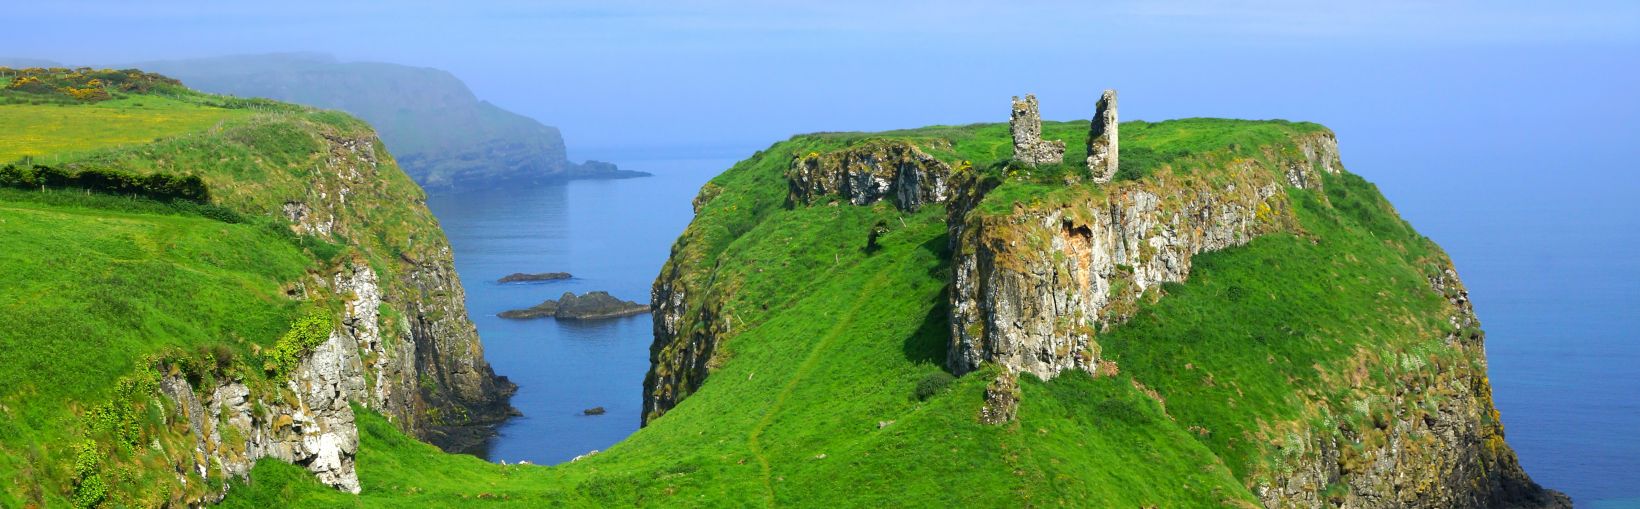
[499,291,649,320]
[498,272,572,283]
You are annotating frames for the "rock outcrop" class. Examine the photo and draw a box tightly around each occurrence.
[1086,89,1118,183]
[159,328,365,503]
[1010,94,1065,166]
[947,130,1332,379]
[786,140,952,212]
[500,291,649,320]
[142,120,514,500]
[498,272,572,283]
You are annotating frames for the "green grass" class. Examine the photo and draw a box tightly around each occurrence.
[0,95,253,164]
[0,194,317,506]
[217,117,1448,508]
[0,69,455,507]
[0,80,1478,507]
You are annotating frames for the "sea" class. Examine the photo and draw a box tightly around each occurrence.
[425,145,1637,507]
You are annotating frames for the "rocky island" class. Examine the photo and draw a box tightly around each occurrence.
[498,272,572,283]
[499,291,649,320]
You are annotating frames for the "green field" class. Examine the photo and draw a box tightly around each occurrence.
[0,95,252,164]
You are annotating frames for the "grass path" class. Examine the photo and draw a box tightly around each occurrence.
[745,267,892,507]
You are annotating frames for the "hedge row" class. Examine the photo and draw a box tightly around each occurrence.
[0,164,210,203]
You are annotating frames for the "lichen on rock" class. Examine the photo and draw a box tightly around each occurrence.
[1010,94,1065,166]
[785,140,952,212]
[1086,89,1119,183]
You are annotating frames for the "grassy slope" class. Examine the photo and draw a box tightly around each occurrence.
[0,75,441,506]
[0,94,251,164]
[0,192,317,504]
[219,117,1449,507]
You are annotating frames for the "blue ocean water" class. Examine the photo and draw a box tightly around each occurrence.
[425,151,729,464]
[426,143,1637,506]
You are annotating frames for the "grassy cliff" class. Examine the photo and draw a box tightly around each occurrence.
[211,116,1558,506]
[0,67,509,507]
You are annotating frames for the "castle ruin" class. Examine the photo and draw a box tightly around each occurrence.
[1009,94,1065,166]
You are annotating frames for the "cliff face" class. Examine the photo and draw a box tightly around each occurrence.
[935,101,1561,506]
[102,113,512,503]
[267,126,515,445]
[1249,263,1565,508]
[947,131,1336,379]
[643,140,953,424]
[639,89,1561,505]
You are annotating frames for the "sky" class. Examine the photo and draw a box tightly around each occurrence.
[8,0,1640,502]
[5,1,1637,152]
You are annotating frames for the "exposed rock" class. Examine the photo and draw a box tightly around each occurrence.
[500,291,649,320]
[160,329,365,504]
[947,138,1323,378]
[1253,262,1569,509]
[1010,94,1065,166]
[1086,89,1118,183]
[977,371,1020,425]
[786,140,952,212]
[498,272,572,283]
[582,406,606,416]
[155,127,514,500]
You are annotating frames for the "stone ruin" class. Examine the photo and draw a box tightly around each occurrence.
[1007,90,1119,182]
[1086,89,1118,183]
[1009,94,1065,166]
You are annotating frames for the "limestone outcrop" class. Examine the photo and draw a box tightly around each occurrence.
[1010,94,1065,166]
[159,328,365,503]
[1086,89,1118,183]
[143,124,513,501]
[947,131,1332,379]
[786,140,952,212]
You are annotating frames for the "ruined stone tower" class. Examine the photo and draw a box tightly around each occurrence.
[1086,89,1118,183]
[1010,94,1065,166]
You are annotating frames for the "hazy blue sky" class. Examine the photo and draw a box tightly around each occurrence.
[8,2,1640,499]
[6,1,1637,152]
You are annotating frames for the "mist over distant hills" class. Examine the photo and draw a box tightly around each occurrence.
[135,53,645,192]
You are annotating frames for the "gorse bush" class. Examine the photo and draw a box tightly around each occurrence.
[1,66,183,102]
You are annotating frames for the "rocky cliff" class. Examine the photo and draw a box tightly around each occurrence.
[56,107,514,504]
[639,90,1564,506]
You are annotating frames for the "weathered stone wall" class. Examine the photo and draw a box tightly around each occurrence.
[1010,94,1065,166]
[1086,89,1119,183]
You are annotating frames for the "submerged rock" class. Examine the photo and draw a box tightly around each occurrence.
[499,291,649,320]
[498,272,572,283]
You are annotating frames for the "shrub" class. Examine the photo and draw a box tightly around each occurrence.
[913,371,955,400]
[264,310,335,379]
